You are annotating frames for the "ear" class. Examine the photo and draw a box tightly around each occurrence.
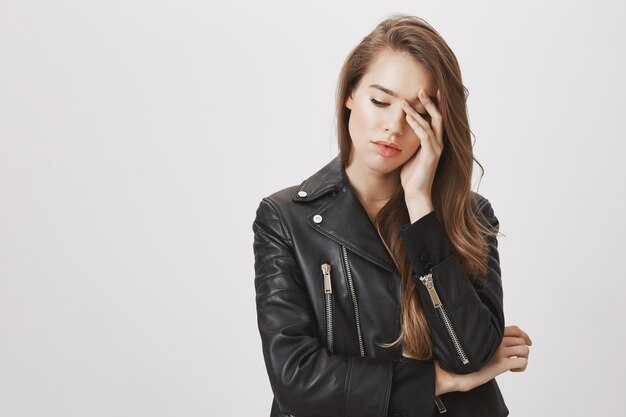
[345,93,353,110]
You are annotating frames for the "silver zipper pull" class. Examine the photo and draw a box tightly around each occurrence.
[435,396,447,413]
[419,272,442,308]
[321,263,332,293]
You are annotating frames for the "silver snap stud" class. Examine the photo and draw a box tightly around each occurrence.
[313,214,323,223]
[297,190,307,197]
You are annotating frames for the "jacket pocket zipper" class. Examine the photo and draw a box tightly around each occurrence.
[341,245,365,357]
[321,263,334,354]
[419,272,470,365]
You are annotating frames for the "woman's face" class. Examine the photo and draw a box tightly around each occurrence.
[345,48,438,174]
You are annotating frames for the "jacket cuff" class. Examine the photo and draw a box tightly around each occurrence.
[400,211,476,315]
[388,358,436,417]
[399,211,452,278]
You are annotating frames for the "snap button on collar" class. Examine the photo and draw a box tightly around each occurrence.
[313,214,323,223]
[297,190,308,197]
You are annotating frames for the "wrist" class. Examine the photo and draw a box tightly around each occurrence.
[405,197,434,223]
[434,360,457,396]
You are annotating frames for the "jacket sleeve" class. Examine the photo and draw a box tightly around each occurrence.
[398,197,505,374]
[253,197,437,417]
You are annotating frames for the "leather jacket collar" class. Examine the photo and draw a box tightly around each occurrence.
[290,155,347,203]
[290,155,398,274]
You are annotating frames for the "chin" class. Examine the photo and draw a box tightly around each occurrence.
[360,151,404,174]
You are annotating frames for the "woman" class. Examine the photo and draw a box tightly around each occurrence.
[252,14,532,417]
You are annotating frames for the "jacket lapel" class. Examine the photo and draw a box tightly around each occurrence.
[292,156,398,274]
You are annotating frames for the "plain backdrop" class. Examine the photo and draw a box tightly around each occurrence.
[1,1,625,416]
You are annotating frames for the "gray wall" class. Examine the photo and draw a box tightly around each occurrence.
[1,1,624,416]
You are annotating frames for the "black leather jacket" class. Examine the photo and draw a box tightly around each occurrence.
[252,155,509,417]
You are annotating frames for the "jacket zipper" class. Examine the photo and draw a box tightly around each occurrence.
[321,263,334,354]
[419,272,470,365]
[435,395,447,413]
[341,245,365,357]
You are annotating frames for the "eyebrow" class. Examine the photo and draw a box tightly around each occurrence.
[368,83,436,104]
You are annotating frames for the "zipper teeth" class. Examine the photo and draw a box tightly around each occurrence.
[341,245,365,357]
[325,292,334,353]
[436,304,469,365]
[321,264,334,354]
[420,272,469,365]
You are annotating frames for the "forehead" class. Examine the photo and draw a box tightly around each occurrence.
[360,49,436,99]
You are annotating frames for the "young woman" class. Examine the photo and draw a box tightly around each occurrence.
[252,14,532,417]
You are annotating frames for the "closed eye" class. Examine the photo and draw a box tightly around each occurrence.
[370,98,429,118]
[370,98,389,107]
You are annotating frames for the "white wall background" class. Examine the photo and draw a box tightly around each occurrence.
[1,1,625,416]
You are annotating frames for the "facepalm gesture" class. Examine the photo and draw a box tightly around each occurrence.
[399,88,444,201]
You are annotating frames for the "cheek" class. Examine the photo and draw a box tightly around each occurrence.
[349,100,378,138]
[399,138,422,162]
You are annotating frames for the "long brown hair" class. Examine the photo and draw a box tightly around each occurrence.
[335,14,501,359]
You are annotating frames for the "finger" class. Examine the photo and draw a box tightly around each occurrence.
[504,325,532,345]
[503,344,530,359]
[404,114,438,157]
[509,357,528,372]
[401,99,435,138]
[417,88,442,121]
[404,112,429,141]
[418,89,443,146]
[401,104,430,141]
[401,101,441,157]
[501,336,528,347]
[504,325,533,346]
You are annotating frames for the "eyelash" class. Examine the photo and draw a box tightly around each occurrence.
[370,98,429,118]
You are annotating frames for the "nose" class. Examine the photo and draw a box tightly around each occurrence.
[383,106,405,136]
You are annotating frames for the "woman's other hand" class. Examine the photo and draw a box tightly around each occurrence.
[435,325,532,394]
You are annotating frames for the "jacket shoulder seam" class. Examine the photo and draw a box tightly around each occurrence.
[263,196,294,245]
[257,289,303,305]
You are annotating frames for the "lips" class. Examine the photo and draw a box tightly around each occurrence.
[372,141,402,158]
[372,140,401,150]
